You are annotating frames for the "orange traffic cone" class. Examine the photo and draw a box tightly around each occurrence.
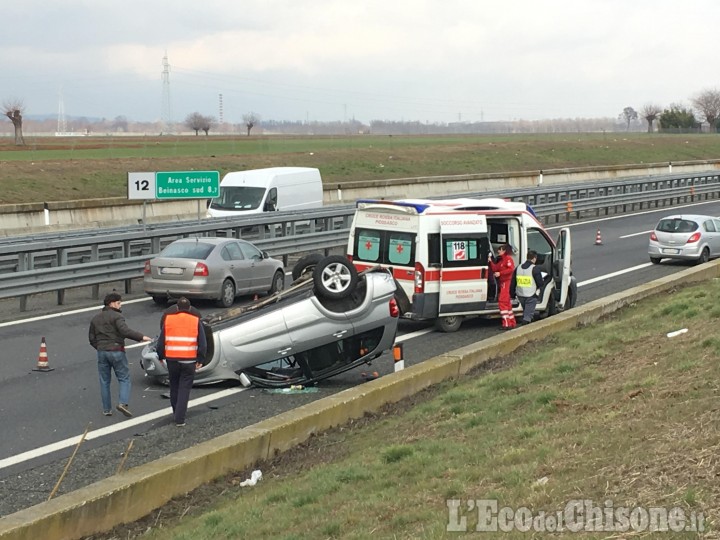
[33,337,54,372]
[594,229,603,246]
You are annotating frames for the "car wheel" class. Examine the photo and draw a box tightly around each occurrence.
[268,270,285,294]
[216,278,236,308]
[697,248,710,265]
[564,279,577,310]
[650,257,661,265]
[435,315,463,333]
[292,253,324,281]
[151,295,167,306]
[313,255,358,299]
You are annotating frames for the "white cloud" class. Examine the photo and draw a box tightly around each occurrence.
[2,0,719,122]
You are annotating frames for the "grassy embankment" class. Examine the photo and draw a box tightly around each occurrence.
[0,133,719,204]
[98,278,720,539]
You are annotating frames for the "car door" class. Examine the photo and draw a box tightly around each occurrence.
[221,241,253,294]
[555,228,572,307]
[713,219,720,256]
[238,240,275,291]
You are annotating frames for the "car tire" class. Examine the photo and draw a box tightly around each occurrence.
[313,255,358,299]
[697,248,710,265]
[268,270,285,294]
[151,295,168,306]
[650,257,661,265]
[216,278,236,308]
[435,315,463,333]
[292,253,324,281]
[564,278,577,310]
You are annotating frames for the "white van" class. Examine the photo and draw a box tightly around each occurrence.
[207,167,323,218]
[347,197,576,332]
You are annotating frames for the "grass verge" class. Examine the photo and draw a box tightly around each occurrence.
[95,280,720,539]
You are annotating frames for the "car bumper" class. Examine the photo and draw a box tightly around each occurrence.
[648,244,702,260]
[143,276,222,299]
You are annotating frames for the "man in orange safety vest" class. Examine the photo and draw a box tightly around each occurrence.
[157,297,207,426]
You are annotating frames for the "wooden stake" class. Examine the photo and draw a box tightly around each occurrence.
[116,439,135,475]
[48,423,91,501]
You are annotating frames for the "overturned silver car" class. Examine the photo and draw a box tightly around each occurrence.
[140,255,404,388]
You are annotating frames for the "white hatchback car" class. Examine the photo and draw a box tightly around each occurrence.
[649,215,720,264]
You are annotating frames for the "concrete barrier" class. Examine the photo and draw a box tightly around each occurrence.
[1,160,719,234]
[1,260,719,540]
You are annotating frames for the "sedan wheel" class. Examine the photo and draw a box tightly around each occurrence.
[650,257,661,265]
[216,278,236,308]
[268,270,285,294]
[151,295,167,306]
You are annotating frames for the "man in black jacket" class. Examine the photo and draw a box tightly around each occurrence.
[89,292,151,417]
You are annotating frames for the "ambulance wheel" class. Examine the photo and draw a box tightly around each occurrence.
[435,316,463,333]
[314,255,358,299]
[292,254,324,281]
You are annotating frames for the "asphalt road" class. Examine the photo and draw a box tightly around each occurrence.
[1,199,719,517]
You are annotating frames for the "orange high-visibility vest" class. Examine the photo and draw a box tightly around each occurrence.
[164,312,199,359]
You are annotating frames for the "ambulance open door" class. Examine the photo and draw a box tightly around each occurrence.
[555,228,572,307]
[438,217,490,315]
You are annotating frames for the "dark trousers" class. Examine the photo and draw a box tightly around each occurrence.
[167,360,196,424]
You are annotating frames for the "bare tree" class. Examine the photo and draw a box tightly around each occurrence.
[691,89,720,131]
[641,103,662,133]
[619,106,638,131]
[201,115,216,136]
[242,112,260,136]
[185,112,207,136]
[3,98,25,145]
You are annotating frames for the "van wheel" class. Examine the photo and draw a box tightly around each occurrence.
[564,279,577,310]
[435,316,463,333]
[216,279,236,308]
[313,255,358,299]
[268,270,285,294]
[292,254,324,282]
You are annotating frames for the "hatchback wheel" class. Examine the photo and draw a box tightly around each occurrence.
[292,254,324,282]
[216,278,236,308]
[313,255,358,299]
[697,248,710,265]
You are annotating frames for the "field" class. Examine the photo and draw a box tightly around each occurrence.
[1,133,720,204]
[90,279,720,539]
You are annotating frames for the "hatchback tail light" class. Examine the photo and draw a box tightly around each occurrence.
[687,232,701,243]
[389,297,399,317]
[143,260,151,274]
[194,262,209,276]
[649,232,658,241]
[414,262,425,294]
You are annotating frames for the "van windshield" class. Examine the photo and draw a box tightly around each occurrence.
[209,187,265,211]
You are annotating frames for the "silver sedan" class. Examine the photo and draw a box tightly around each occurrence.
[649,214,720,264]
[143,237,285,307]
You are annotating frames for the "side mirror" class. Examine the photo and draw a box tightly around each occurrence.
[262,251,269,259]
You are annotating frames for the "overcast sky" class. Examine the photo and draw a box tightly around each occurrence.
[2,1,718,125]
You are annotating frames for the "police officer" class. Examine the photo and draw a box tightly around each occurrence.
[157,297,207,426]
[512,250,544,325]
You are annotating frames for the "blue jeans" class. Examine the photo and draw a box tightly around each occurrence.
[97,350,131,412]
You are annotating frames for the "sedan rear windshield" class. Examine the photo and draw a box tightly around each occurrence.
[656,219,698,233]
[160,242,215,259]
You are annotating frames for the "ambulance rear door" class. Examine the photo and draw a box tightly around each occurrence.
[437,215,491,315]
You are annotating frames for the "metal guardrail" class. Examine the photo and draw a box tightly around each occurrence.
[0,172,719,310]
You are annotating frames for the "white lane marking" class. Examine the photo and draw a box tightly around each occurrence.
[0,297,151,329]
[0,387,246,471]
[620,230,653,238]
[577,263,652,287]
[395,327,433,342]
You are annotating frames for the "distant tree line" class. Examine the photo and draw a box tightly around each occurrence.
[4,87,720,144]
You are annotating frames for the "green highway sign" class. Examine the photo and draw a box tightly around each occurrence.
[155,171,220,199]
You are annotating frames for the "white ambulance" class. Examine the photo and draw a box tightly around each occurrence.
[346,198,576,332]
